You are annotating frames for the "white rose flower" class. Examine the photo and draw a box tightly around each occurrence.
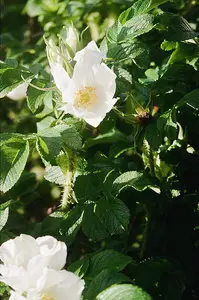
[8,268,84,300]
[47,40,117,127]
[0,235,84,300]
[6,82,28,100]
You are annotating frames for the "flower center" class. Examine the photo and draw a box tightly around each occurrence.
[41,295,54,300]
[74,86,97,110]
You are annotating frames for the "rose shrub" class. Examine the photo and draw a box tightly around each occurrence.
[1,0,199,299]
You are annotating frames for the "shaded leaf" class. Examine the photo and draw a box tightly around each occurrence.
[113,171,159,194]
[82,203,108,241]
[59,206,83,243]
[135,258,173,289]
[180,89,199,110]
[95,197,130,235]
[75,172,105,202]
[68,256,89,278]
[88,250,132,277]
[84,129,127,149]
[168,15,199,41]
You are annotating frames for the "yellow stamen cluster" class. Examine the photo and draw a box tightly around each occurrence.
[41,295,54,300]
[74,86,97,109]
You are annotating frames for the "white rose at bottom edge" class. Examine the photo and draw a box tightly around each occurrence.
[9,268,85,300]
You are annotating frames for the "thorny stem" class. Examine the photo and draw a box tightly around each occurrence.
[60,149,77,209]
[61,171,75,208]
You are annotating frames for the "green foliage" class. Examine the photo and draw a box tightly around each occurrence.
[1,0,199,299]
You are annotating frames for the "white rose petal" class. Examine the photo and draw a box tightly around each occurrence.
[0,251,67,294]
[6,82,28,101]
[0,234,39,267]
[36,236,67,270]
[9,291,26,300]
[74,41,103,66]
[36,268,84,300]
[50,62,70,92]
[0,264,29,292]
[8,268,85,300]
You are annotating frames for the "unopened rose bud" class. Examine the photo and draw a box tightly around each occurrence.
[152,105,159,116]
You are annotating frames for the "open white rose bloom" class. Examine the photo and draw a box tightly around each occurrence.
[0,234,84,300]
[46,37,117,127]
